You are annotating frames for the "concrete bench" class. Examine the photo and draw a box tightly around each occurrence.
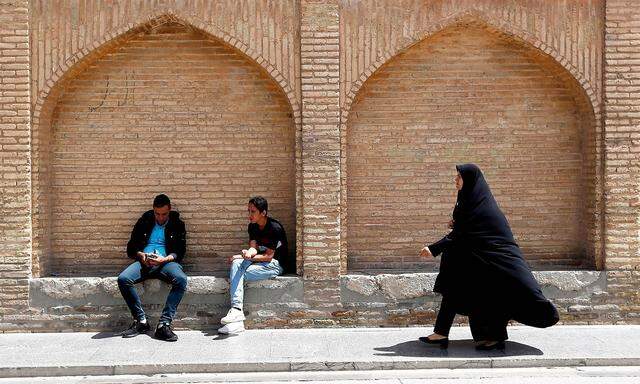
[30,275,304,308]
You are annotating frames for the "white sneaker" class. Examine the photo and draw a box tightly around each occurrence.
[221,307,245,324]
[218,321,245,334]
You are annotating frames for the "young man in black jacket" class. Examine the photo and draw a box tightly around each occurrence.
[117,194,187,341]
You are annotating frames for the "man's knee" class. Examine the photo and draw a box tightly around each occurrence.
[172,274,188,291]
[231,258,244,269]
[117,272,133,287]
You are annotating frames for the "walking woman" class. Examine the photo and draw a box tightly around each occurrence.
[419,164,559,350]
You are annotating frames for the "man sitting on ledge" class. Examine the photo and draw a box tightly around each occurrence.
[219,196,293,334]
[117,194,187,342]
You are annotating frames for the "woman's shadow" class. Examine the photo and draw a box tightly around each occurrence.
[374,339,543,358]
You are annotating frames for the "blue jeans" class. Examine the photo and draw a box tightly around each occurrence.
[229,259,283,309]
[117,261,188,324]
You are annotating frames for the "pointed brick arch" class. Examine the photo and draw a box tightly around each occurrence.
[33,10,300,125]
[341,10,598,120]
[31,13,301,277]
[339,13,603,274]
[340,13,604,273]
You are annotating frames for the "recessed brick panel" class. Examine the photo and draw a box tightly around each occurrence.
[347,25,594,272]
[44,23,295,276]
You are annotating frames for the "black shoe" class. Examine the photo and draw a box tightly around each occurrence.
[155,322,178,342]
[120,320,150,338]
[475,340,505,351]
[419,336,449,349]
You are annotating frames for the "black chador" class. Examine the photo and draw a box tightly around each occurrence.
[429,164,559,342]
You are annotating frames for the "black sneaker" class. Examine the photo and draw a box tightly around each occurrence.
[120,320,150,338]
[154,322,178,342]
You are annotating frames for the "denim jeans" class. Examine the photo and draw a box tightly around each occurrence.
[229,259,283,310]
[117,261,188,324]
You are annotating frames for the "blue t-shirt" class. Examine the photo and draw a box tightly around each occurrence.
[143,223,167,256]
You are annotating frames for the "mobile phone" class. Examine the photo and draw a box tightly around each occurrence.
[146,253,158,260]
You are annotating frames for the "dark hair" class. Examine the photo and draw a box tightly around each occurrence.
[248,196,268,214]
[153,194,171,208]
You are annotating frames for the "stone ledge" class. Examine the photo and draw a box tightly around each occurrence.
[29,276,304,307]
[341,270,606,303]
[29,270,605,309]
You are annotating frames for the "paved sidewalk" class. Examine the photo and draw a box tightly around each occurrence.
[1,325,639,378]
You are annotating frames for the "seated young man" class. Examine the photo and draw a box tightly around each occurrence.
[117,194,187,341]
[219,196,293,334]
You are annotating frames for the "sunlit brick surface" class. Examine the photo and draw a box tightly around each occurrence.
[45,23,295,276]
[347,25,594,272]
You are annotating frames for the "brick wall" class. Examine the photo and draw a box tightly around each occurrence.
[35,21,296,277]
[0,0,30,318]
[347,23,596,272]
[3,0,640,331]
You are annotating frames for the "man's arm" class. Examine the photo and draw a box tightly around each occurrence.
[171,220,187,263]
[246,247,274,263]
[239,240,277,262]
[126,217,147,261]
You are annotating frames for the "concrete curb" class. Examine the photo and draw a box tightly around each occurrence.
[3,357,640,378]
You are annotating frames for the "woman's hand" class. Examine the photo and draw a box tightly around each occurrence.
[419,246,433,258]
[448,219,455,229]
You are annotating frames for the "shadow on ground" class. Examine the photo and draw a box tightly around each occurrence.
[92,331,156,339]
[201,329,244,340]
[91,331,123,339]
[375,339,543,358]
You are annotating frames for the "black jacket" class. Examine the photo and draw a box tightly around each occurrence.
[126,210,187,263]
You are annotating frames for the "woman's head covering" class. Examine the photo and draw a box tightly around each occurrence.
[455,163,491,217]
[452,163,512,242]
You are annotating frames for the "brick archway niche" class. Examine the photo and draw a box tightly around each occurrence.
[31,16,297,278]
[345,21,599,273]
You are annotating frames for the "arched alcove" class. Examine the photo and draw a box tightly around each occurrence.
[32,18,297,277]
[346,21,598,273]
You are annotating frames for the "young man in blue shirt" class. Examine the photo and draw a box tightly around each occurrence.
[117,194,187,341]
